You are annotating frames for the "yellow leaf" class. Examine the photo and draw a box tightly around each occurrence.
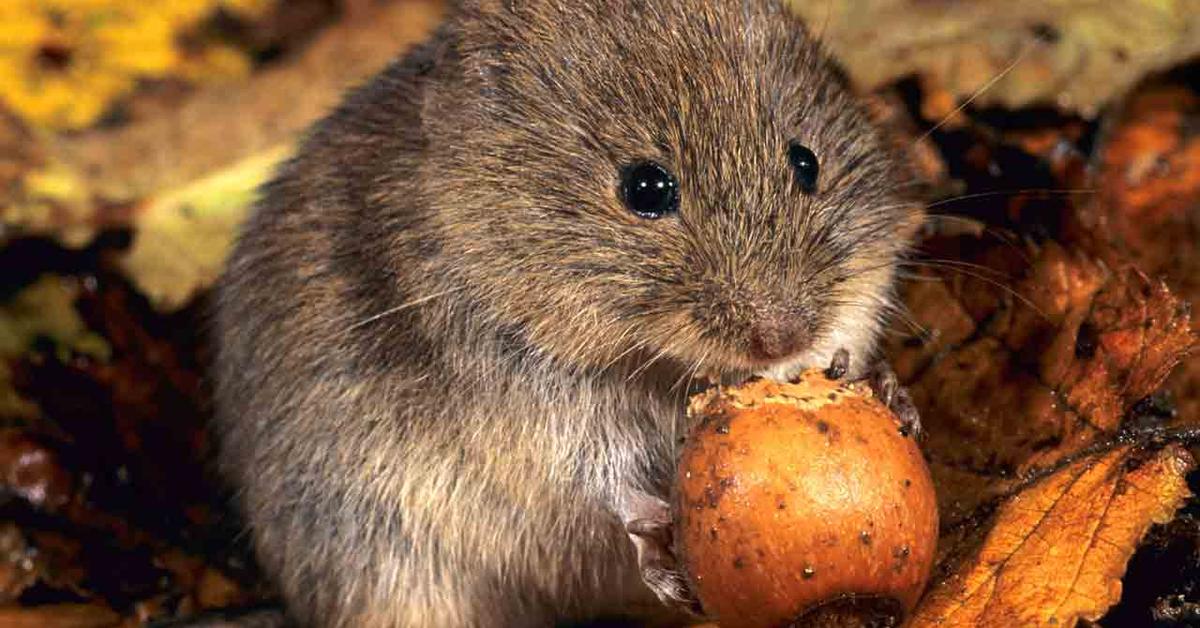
[911,444,1194,627]
[118,145,291,311]
[0,0,269,130]
[0,275,111,420]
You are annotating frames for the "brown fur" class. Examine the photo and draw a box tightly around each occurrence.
[213,0,922,626]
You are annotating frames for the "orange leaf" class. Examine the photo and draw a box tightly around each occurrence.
[0,603,120,628]
[888,237,1195,523]
[911,444,1194,627]
[1071,84,1200,425]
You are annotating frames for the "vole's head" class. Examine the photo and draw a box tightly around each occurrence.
[422,0,921,378]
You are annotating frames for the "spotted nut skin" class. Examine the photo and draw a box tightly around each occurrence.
[676,371,938,628]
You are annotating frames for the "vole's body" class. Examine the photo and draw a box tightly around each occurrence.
[214,1,921,626]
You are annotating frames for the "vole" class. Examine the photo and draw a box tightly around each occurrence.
[213,0,924,626]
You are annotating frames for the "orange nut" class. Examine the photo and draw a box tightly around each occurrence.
[675,370,938,628]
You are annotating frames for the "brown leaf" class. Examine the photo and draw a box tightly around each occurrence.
[1092,86,1200,245]
[911,444,1194,627]
[1071,83,1200,425]
[0,524,37,604]
[0,429,74,512]
[887,236,1195,523]
[0,604,120,628]
[0,271,268,621]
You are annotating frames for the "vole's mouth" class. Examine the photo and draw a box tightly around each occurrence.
[744,321,876,382]
[708,334,842,382]
[753,355,821,382]
[648,318,857,386]
[696,349,823,383]
[656,348,835,396]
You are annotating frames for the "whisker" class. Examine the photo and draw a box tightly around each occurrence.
[342,288,465,333]
[600,332,654,374]
[906,257,1018,279]
[916,41,1037,144]
[896,271,956,282]
[626,338,676,383]
[901,260,1049,321]
[917,217,1039,266]
[817,0,835,41]
[925,188,1096,212]
[878,299,927,337]
[672,346,709,394]
[674,349,711,426]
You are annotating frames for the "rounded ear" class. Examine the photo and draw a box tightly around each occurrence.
[440,0,529,104]
[419,1,513,121]
[453,0,522,24]
[457,0,510,12]
[439,0,583,108]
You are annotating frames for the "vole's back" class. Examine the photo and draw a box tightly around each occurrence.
[214,40,435,625]
[215,32,678,626]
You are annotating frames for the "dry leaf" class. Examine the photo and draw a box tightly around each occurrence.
[1071,83,1200,425]
[0,524,37,604]
[0,429,74,512]
[911,444,1194,627]
[890,184,1196,625]
[788,0,1200,113]
[0,272,264,623]
[0,275,110,420]
[118,146,289,310]
[0,0,273,131]
[888,236,1195,523]
[0,0,444,309]
[0,603,121,628]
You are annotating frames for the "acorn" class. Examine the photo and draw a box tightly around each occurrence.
[675,370,938,628]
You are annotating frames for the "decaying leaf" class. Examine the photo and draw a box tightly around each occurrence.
[788,0,1200,113]
[0,271,267,624]
[0,275,109,362]
[0,603,121,628]
[889,166,1196,624]
[0,0,444,309]
[119,146,289,310]
[0,429,74,512]
[1093,86,1200,238]
[0,524,37,604]
[1072,83,1200,425]
[911,444,1194,627]
[888,235,1195,523]
[0,275,109,419]
[0,0,275,131]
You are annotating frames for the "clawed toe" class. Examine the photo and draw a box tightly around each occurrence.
[620,493,702,615]
[873,365,899,407]
[824,349,922,439]
[824,347,850,380]
[868,361,922,439]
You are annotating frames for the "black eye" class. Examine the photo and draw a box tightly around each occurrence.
[621,161,679,219]
[788,142,819,194]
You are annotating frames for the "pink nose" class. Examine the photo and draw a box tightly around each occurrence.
[747,316,811,361]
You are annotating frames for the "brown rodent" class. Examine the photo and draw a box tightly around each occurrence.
[212,0,923,626]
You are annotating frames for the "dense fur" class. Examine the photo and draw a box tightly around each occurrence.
[213,0,921,626]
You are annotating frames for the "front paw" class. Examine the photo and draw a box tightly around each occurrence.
[826,349,922,438]
[867,360,922,438]
[621,494,702,615]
